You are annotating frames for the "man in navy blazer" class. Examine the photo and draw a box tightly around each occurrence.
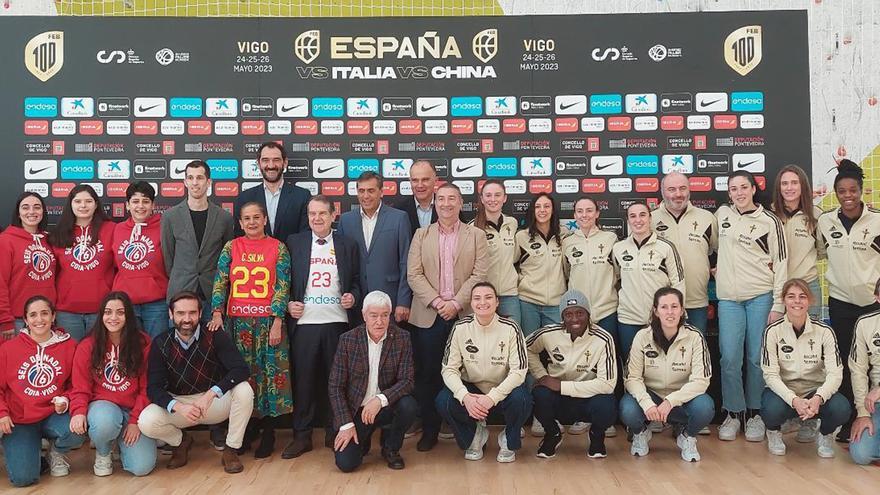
[393,160,439,237]
[337,171,413,324]
[234,141,311,241]
[282,195,361,460]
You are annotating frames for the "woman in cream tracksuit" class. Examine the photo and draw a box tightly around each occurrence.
[760,278,850,457]
[471,180,520,325]
[714,170,787,442]
[620,287,714,462]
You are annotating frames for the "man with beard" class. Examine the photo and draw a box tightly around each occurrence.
[234,142,311,241]
[139,292,253,473]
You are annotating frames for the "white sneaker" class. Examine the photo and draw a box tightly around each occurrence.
[781,417,800,434]
[676,433,701,462]
[530,419,545,437]
[718,415,740,441]
[438,421,455,440]
[816,433,835,458]
[698,426,711,435]
[797,419,820,443]
[605,425,617,437]
[93,452,113,476]
[48,444,70,477]
[766,430,786,455]
[745,415,766,442]
[496,430,516,463]
[568,421,590,435]
[648,421,665,433]
[519,427,526,439]
[630,429,652,457]
[464,421,489,461]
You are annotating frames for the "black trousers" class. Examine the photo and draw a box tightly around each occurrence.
[292,322,350,435]
[410,316,456,436]
[828,296,880,411]
[334,395,418,473]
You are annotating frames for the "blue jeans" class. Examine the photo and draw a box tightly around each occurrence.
[55,311,98,342]
[718,293,772,412]
[498,295,522,328]
[532,386,616,437]
[619,391,715,437]
[87,400,157,476]
[760,389,851,435]
[850,409,880,465]
[1,413,85,487]
[807,278,822,319]
[133,300,169,339]
[686,307,708,335]
[519,299,560,336]
[436,383,532,451]
[617,321,645,363]
[595,313,618,344]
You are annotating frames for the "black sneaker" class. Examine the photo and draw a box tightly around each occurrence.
[587,430,607,459]
[836,423,851,443]
[536,432,563,459]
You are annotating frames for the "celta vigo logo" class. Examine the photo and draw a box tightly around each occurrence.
[294,30,321,64]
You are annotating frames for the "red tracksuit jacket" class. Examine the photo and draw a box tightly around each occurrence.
[0,226,57,326]
[53,222,116,314]
[111,215,168,305]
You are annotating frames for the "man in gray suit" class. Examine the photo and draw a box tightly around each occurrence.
[161,159,234,320]
[337,171,412,323]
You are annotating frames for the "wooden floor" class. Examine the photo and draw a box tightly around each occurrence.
[11,428,879,494]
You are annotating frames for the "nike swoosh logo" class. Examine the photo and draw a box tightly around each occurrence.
[317,165,339,174]
[174,167,186,175]
[138,104,160,113]
[281,104,303,112]
[28,166,52,175]
[594,161,618,171]
[735,159,761,169]
[455,164,478,173]
[559,101,582,110]
[420,103,442,112]
[698,98,723,108]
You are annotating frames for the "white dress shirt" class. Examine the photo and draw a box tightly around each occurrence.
[340,330,389,431]
[361,203,381,251]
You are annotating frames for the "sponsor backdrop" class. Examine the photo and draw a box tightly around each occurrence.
[1,11,809,234]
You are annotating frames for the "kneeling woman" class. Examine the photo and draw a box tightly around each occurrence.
[620,287,714,462]
[69,291,156,477]
[760,278,851,457]
[0,296,84,487]
[436,282,531,463]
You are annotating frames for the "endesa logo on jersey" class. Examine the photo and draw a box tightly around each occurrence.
[450,96,483,117]
[347,158,379,179]
[590,94,622,115]
[730,91,764,112]
[486,157,517,177]
[169,97,203,118]
[485,96,516,116]
[24,97,58,118]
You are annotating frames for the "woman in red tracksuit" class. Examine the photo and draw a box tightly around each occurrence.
[112,181,168,338]
[50,185,116,341]
[69,291,156,477]
[0,296,84,487]
[0,192,57,339]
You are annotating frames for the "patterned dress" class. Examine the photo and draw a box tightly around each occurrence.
[212,237,293,417]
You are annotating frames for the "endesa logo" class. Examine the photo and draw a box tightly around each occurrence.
[625,155,659,175]
[60,159,95,180]
[730,91,764,112]
[311,98,343,118]
[206,159,239,180]
[450,96,483,117]
[486,157,517,177]
[347,158,379,179]
[169,97,203,118]
[24,97,58,118]
[589,94,622,115]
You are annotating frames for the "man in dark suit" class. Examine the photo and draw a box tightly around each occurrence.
[234,141,311,241]
[329,290,417,472]
[283,195,361,459]
[338,171,412,324]
[394,160,439,237]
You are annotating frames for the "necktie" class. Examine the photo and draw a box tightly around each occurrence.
[316,238,327,245]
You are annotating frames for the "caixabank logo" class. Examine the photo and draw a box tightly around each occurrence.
[293,28,498,80]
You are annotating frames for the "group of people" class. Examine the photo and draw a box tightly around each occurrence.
[0,141,878,487]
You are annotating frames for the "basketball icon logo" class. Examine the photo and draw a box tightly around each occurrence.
[29,246,53,274]
[103,359,125,386]
[123,240,149,263]
[26,351,57,389]
[72,242,98,264]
